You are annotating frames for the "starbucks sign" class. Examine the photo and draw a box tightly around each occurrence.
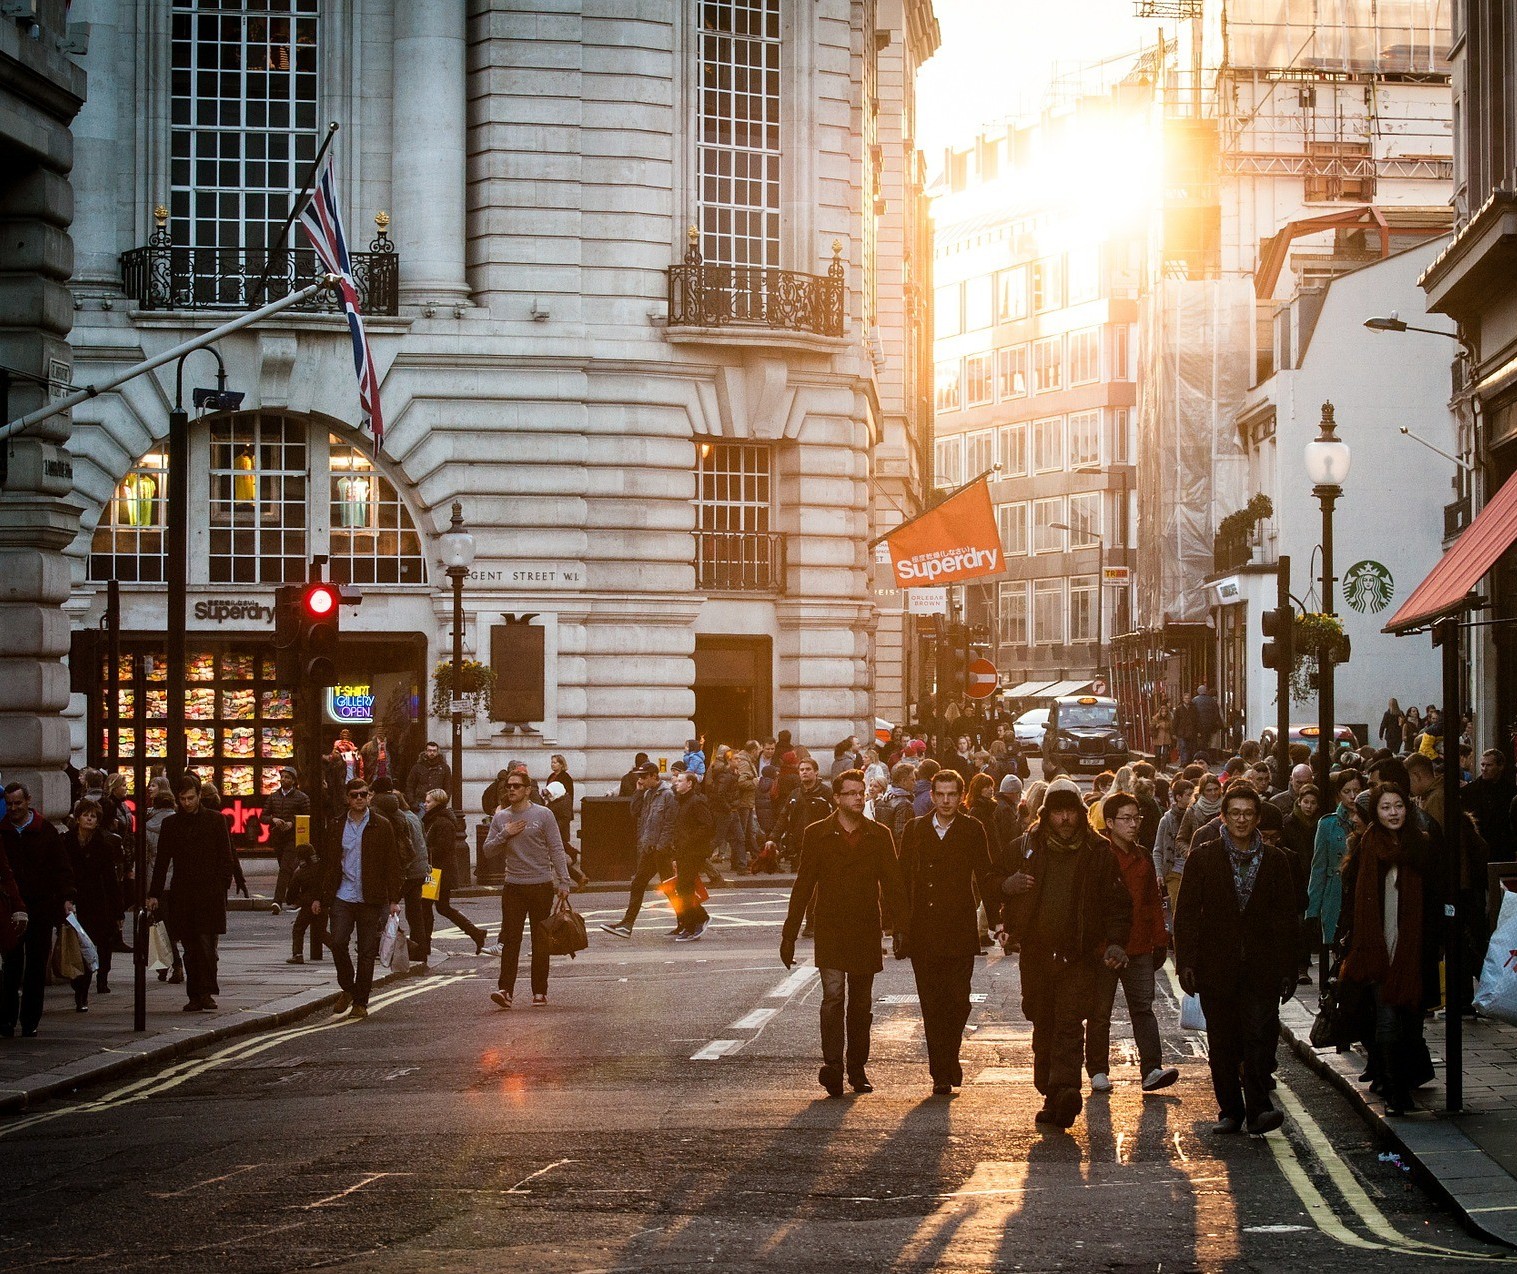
[1343,560,1394,614]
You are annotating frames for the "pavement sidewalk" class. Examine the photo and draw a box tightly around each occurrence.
[0,902,448,1115]
[1280,989,1517,1249]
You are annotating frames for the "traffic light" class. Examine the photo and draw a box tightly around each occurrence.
[1261,606,1294,671]
[937,625,968,697]
[299,581,341,687]
[273,584,303,685]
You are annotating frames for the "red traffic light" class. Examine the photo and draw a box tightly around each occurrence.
[303,583,338,618]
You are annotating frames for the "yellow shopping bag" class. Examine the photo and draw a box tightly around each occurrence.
[420,866,442,901]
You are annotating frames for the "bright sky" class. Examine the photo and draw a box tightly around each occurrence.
[916,0,1158,162]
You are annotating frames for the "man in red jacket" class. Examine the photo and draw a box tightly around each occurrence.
[1087,791,1180,1095]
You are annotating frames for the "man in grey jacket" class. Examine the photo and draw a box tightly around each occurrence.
[482,770,571,1007]
[600,762,675,938]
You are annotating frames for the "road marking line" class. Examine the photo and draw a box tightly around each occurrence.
[300,1171,406,1210]
[150,1162,266,1199]
[729,1007,778,1030]
[690,1039,743,1060]
[505,1159,574,1194]
[769,965,819,998]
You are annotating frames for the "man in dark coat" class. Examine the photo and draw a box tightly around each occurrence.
[314,777,405,1020]
[780,768,908,1097]
[1174,783,1300,1135]
[0,782,74,1038]
[670,770,714,941]
[1191,685,1223,754]
[897,768,1007,1095]
[404,740,452,812]
[1002,778,1132,1128]
[261,766,310,915]
[148,773,246,1012]
[763,757,834,869]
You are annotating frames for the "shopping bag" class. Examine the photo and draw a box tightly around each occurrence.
[148,921,174,972]
[378,912,401,967]
[540,896,589,958]
[1473,889,1517,1026]
[388,928,411,975]
[420,867,441,902]
[1179,992,1207,1032]
[66,914,100,974]
[52,923,87,981]
[657,875,709,924]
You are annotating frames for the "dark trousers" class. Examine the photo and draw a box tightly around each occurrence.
[1370,984,1427,1104]
[432,867,486,949]
[1200,987,1280,1121]
[619,848,667,928]
[1023,955,1097,1101]
[403,879,434,959]
[181,932,220,1003]
[272,844,297,906]
[911,954,975,1084]
[292,904,327,959]
[70,911,115,1006]
[674,854,710,932]
[819,968,874,1076]
[1,920,55,1032]
[329,899,385,1008]
[1088,953,1162,1077]
[499,881,555,997]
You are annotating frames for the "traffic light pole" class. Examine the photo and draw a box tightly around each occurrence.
[1275,555,1290,785]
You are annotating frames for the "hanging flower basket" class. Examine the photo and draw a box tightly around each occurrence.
[431,658,496,723]
[1288,613,1349,706]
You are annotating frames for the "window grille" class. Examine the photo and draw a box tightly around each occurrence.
[698,0,782,268]
[170,1,320,302]
[91,450,170,583]
[208,413,308,584]
[696,441,781,590]
[328,439,426,585]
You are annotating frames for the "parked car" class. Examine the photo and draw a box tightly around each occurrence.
[1013,708,1049,749]
[1259,724,1359,753]
[1041,696,1130,774]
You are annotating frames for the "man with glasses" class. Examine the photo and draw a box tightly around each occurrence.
[1175,782,1299,1135]
[1085,792,1179,1096]
[482,768,571,1005]
[313,778,404,1021]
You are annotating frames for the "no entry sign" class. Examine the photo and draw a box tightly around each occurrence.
[965,657,999,699]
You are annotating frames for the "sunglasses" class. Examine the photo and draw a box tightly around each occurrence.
[349,790,370,798]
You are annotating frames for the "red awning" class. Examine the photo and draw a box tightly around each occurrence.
[1384,474,1517,634]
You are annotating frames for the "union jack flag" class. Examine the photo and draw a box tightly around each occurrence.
[299,152,384,455]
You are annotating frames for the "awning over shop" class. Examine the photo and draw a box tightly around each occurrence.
[1384,473,1517,634]
[1003,679,1060,699]
[1039,679,1096,699]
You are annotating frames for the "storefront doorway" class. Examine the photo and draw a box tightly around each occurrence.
[693,635,772,750]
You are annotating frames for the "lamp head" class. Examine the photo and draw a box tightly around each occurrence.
[437,500,477,571]
[1363,312,1408,333]
[1303,400,1350,489]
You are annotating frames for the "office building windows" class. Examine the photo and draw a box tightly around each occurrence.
[1033,416,1064,473]
[1033,578,1065,645]
[998,345,1028,399]
[1109,406,1131,464]
[1000,581,1029,645]
[1067,410,1100,469]
[998,421,1027,477]
[966,428,995,476]
[1031,257,1063,312]
[936,282,962,338]
[1033,497,1065,553]
[1067,248,1101,304]
[1068,327,1100,385]
[1069,574,1097,642]
[1032,335,1063,393]
[1067,491,1101,545]
[997,501,1028,556]
[997,265,1028,322]
[1111,323,1133,380]
[965,352,994,406]
[964,275,993,331]
[935,434,964,487]
[935,359,961,411]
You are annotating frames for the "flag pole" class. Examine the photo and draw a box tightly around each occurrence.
[867,465,1000,548]
[247,121,342,307]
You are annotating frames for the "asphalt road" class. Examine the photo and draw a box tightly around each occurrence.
[1,887,1508,1273]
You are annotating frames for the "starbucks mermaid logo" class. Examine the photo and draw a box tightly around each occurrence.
[1343,560,1394,614]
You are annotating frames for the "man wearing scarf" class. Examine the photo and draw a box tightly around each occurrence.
[1175,783,1299,1135]
[1002,778,1131,1128]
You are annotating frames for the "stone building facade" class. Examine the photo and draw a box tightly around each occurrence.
[54,0,937,832]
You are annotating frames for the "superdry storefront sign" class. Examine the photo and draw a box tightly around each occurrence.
[883,477,1003,589]
[192,597,275,624]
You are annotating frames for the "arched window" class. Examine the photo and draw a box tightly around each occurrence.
[89,415,427,586]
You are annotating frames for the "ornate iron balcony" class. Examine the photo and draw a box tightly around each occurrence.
[121,222,399,316]
[668,240,844,338]
[696,530,786,593]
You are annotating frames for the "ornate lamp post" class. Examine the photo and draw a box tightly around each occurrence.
[1303,402,1350,794]
[437,502,476,867]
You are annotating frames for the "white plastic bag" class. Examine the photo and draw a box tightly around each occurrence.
[66,913,100,974]
[1473,890,1517,1027]
[1179,992,1207,1032]
[378,912,400,967]
[148,921,174,972]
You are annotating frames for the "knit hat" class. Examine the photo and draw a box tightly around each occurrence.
[1354,789,1375,823]
[1043,776,1084,814]
[905,739,927,755]
[998,774,1023,796]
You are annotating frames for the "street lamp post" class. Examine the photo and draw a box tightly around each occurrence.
[1051,521,1106,686]
[437,502,476,872]
[1303,402,1350,796]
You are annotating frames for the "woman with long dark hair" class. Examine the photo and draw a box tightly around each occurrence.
[61,799,122,1008]
[1337,782,1443,1114]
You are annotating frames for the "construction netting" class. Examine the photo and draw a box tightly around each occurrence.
[1226,0,1450,75]
[1136,276,1253,627]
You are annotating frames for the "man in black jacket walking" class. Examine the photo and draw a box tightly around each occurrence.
[262,766,309,915]
[404,741,452,812]
[897,769,1007,1095]
[781,769,908,1096]
[763,758,833,870]
[0,783,74,1038]
[1175,784,1300,1135]
[670,770,714,941]
[1002,778,1132,1128]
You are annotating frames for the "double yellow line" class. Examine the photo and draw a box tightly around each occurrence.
[0,973,472,1140]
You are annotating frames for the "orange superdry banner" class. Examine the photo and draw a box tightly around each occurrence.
[885,477,1002,588]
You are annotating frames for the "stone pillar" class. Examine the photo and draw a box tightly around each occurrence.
[392,0,471,307]
[0,13,87,819]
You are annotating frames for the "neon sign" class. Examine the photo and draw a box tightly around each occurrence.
[325,683,376,724]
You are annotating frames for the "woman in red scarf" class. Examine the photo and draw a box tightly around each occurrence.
[1338,782,1443,1114]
